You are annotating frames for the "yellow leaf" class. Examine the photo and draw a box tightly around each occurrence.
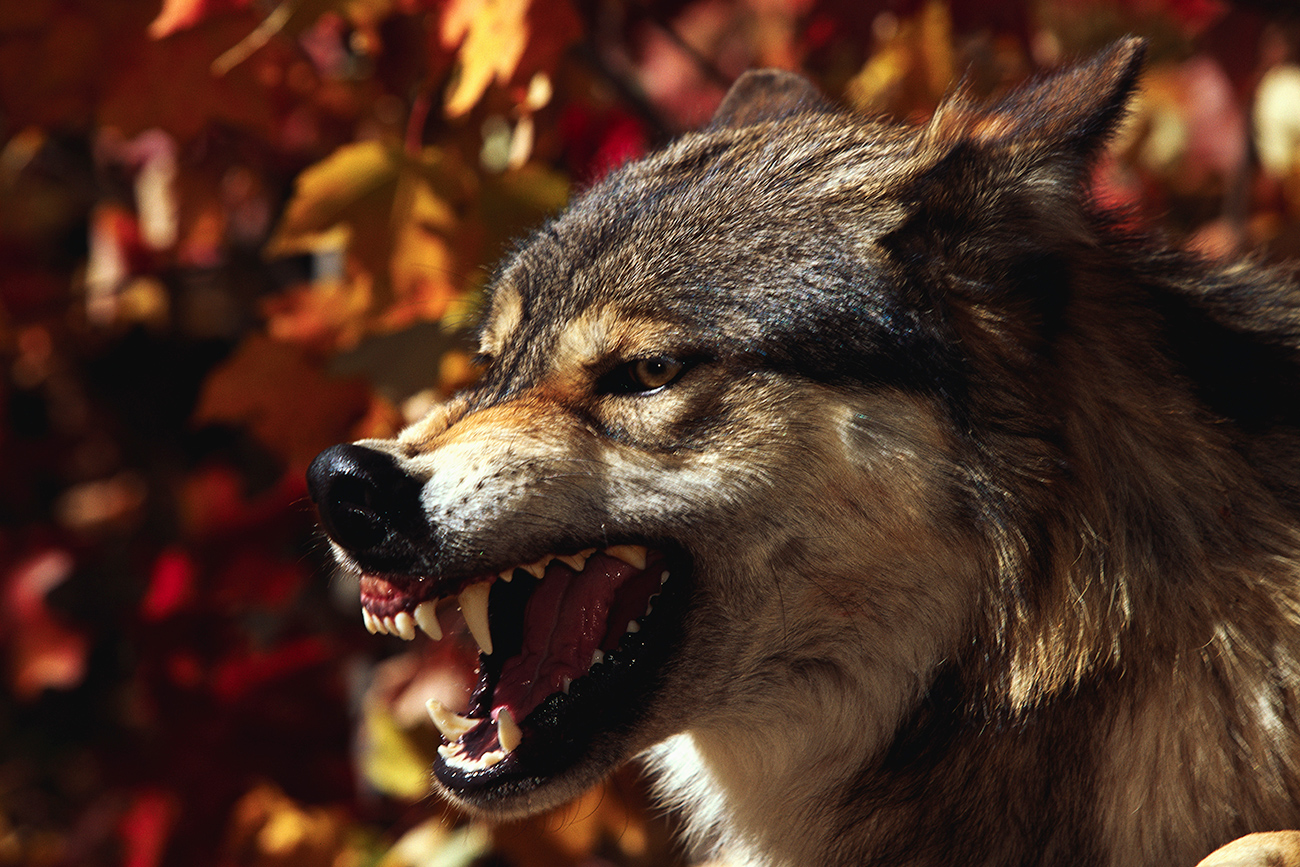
[360,693,437,800]
[267,140,400,257]
[440,0,531,117]
[268,143,476,335]
[386,174,460,328]
[379,820,489,867]
[845,0,954,116]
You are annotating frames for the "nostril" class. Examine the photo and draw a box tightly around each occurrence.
[319,474,388,551]
[307,443,412,556]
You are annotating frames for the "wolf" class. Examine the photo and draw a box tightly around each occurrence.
[306,39,1300,867]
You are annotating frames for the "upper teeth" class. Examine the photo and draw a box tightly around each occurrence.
[606,545,647,569]
[359,544,655,655]
[413,600,441,640]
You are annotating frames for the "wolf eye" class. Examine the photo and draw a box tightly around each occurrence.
[604,356,687,394]
[630,357,683,390]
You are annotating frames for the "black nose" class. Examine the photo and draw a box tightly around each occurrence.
[306,444,428,568]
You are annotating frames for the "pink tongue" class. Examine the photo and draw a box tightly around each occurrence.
[493,553,637,719]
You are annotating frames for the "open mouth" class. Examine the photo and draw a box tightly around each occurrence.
[357,543,687,796]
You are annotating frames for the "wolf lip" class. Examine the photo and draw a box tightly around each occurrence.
[356,544,687,788]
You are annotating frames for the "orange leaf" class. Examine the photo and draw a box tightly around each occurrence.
[193,335,372,472]
[3,549,89,700]
[148,0,253,39]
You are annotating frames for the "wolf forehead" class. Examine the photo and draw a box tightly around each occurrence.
[475,111,944,393]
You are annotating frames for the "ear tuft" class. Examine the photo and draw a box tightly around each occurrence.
[926,37,1146,170]
[710,69,833,130]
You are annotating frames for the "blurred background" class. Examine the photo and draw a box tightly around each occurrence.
[2,0,1299,864]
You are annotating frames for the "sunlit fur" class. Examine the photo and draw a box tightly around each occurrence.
[347,40,1300,866]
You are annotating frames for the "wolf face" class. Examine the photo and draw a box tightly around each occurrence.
[310,40,1300,867]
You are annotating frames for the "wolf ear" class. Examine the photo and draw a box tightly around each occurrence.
[924,37,1146,178]
[710,69,833,129]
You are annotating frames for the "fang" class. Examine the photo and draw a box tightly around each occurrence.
[497,708,522,752]
[459,581,494,655]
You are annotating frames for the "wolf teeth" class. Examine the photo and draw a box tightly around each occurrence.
[458,581,494,655]
[392,611,416,641]
[496,708,522,752]
[413,600,441,640]
[556,552,588,571]
[607,544,648,569]
[438,743,505,770]
[426,698,478,741]
[362,552,667,649]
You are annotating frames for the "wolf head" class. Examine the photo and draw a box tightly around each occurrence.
[308,41,1149,826]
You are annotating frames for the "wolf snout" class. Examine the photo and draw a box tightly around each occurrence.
[307,443,430,570]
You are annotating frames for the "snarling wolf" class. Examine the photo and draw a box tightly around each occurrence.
[307,39,1300,867]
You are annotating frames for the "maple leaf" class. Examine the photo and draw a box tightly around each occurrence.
[268,141,477,337]
[440,0,580,118]
[441,0,530,117]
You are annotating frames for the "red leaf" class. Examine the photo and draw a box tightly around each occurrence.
[119,789,178,867]
[141,548,197,621]
[211,637,331,702]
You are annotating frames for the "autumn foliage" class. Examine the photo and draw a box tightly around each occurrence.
[2,1,1299,865]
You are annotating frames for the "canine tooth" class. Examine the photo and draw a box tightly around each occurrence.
[458,582,494,655]
[496,708,522,752]
[522,560,547,579]
[626,620,640,633]
[561,676,572,694]
[363,609,379,634]
[426,699,477,741]
[557,552,588,571]
[392,611,416,641]
[498,569,514,583]
[661,570,669,584]
[590,649,604,667]
[607,545,648,569]
[413,600,442,640]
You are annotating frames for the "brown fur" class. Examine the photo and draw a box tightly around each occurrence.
[309,39,1300,866]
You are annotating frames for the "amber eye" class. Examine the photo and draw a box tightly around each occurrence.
[626,356,685,392]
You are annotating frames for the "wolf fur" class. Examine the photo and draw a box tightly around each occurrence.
[309,39,1300,867]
